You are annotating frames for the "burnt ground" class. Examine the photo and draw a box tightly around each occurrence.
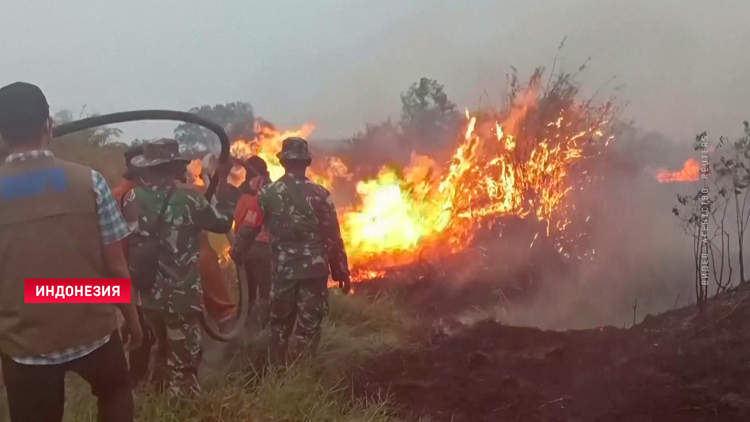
[351,281,750,422]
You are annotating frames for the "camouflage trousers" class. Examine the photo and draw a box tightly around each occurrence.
[268,276,329,362]
[142,310,202,397]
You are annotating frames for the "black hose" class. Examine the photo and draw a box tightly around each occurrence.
[53,110,229,200]
[53,110,249,342]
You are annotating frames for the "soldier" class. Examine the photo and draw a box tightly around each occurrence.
[111,145,157,387]
[122,139,233,397]
[230,137,351,362]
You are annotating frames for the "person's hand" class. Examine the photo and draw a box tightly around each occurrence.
[338,276,351,295]
[121,319,144,351]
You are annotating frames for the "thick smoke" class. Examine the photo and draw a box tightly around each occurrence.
[490,130,697,330]
[341,93,704,330]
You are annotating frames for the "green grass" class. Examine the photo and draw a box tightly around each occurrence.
[0,291,411,422]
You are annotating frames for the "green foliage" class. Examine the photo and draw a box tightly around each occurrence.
[399,77,462,151]
[174,102,255,151]
[342,78,461,172]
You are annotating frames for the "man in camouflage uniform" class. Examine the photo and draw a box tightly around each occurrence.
[230,137,351,362]
[122,139,233,396]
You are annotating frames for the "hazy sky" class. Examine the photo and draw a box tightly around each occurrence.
[1,0,748,147]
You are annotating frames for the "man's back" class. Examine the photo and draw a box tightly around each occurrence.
[258,174,335,281]
[123,184,232,314]
[0,154,117,356]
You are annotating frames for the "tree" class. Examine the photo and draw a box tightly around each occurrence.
[399,78,462,152]
[712,122,750,283]
[174,102,255,151]
[673,124,750,307]
[53,109,122,146]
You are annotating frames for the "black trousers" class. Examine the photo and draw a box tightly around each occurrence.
[1,330,134,422]
[243,241,272,304]
[243,242,272,330]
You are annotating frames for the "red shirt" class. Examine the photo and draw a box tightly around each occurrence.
[234,176,270,243]
[112,179,136,207]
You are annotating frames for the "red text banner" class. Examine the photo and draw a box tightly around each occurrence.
[24,279,131,303]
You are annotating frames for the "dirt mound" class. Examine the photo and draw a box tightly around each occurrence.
[352,284,750,421]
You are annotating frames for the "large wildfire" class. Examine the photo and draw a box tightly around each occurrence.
[190,74,617,282]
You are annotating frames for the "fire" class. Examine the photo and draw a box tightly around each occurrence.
[204,76,614,284]
[186,159,204,186]
[656,158,700,182]
[339,85,610,271]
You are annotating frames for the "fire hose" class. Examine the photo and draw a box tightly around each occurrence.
[52,110,254,342]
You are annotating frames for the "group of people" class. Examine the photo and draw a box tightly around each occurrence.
[0,82,351,422]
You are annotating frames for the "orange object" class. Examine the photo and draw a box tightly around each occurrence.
[234,176,270,243]
[198,232,236,321]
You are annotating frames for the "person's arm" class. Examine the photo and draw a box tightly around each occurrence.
[112,182,132,262]
[93,171,142,348]
[315,188,350,287]
[190,190,234,234]
[101,242,140,339]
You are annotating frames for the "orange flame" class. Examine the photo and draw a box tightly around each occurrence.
[336,85,610,272]
[208,86,611,283]
[656,159,700,183]
[186,160,204,186]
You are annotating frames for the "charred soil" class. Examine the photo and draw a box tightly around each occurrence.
[352,282,750,422]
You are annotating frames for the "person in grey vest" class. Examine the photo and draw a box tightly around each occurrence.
[0,82,142,422]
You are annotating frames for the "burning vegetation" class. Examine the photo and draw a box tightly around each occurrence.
[188,70,618,281]
[656,158,700,183]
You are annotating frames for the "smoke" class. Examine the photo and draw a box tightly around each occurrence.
[498,145,695,330]
[442,125,699,330]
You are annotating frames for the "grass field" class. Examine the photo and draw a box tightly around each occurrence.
[0,137,418,422]
[0,292,413,422]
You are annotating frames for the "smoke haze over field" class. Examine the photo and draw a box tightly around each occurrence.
[1,0,748,144]
[2,0,748,330]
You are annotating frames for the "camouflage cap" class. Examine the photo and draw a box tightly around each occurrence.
[277,137,312,161]
[130,138,190,167]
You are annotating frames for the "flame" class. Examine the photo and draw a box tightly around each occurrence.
[185,159,246,188]
[186,160,204,186]
[206,83,612,284]
[339,85,609,272]
[656,158,700,183]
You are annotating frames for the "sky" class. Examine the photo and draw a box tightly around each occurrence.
[1,0,748,147]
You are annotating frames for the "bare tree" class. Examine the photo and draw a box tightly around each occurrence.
[674,189,711,305]
[712,122,750,283]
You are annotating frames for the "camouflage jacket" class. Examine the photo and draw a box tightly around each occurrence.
[122,182,233,314]
[235,173,350,281]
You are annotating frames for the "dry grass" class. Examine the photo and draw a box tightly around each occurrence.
[0,139,415,422]
[0,292,412,422]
